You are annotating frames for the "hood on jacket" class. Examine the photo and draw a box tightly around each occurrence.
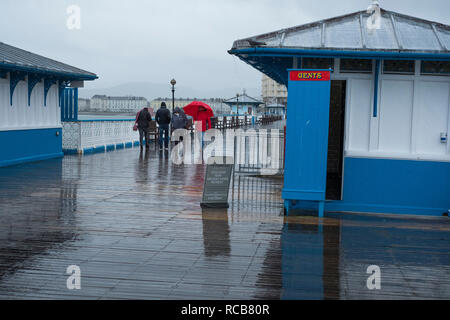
[174,107,184,115]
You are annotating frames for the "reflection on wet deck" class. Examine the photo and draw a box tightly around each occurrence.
[0,145,449,299]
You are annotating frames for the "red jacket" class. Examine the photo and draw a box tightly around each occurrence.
[196,111,211,132]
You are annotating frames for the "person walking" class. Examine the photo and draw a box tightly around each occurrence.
[172,107,188,145]
[135,107,152,149]
[155,102,171,150]
[172,107,188,130]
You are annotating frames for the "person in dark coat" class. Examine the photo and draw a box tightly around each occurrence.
[172,107,188,146]
[136,107,152,149]
[155,102,171,150]
[172,107,188,130]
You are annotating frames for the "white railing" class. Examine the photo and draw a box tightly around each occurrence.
[62,120,140,154]
[233,129,285,176]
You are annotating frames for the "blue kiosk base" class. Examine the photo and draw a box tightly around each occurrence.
[284,200,325,217]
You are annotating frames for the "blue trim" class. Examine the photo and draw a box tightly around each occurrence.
[67,141,140,155]
[94,146,106,153]
[59,80,70,108]
[231,48,450,61]
[0,62,97,80]
[373,60,380,117]
[68,88,73,119]
[74,87,78,120]
[289,200,448,217]
[83,147,94,155]
[63,149,78,155]
[283,190,325,201]
[83,146,106,154]
[0,152,63,168]
[133,141,140,146]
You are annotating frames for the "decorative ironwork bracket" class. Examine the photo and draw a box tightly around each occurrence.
[44,78,57,106]
[0,69,7,79]
[10,72,26,106]
[27,74,42,106]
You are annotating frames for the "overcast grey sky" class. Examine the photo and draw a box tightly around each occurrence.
[1,0,449,97]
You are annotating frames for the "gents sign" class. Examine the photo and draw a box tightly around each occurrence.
[201,157,234,208]
[290,70,331,81]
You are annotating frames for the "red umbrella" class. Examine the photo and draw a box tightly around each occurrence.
[183,101,214,120]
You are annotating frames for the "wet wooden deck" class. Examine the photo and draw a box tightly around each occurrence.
[0,143,449,299]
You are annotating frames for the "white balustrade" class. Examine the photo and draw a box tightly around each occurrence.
[62,120,140,154]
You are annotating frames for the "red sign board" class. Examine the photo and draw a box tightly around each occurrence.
[289,70,331,81]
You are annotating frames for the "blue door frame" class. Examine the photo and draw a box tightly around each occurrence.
[61,88,78,121]
[282,69,332,217]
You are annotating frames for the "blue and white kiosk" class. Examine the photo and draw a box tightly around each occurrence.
[230,5,450,216]
[0,42,97,167]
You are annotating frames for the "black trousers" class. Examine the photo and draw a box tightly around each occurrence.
[138,127,149,146]
[158,124,170,148]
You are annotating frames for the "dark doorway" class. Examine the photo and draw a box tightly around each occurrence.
[326,81,346,200]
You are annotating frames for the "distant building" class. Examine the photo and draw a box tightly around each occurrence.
[150,98,230,115]
[78,98,90,112]
[223,91,263,115]
[89,95,148,113]
[262,74,287,106]
[265,101,286,116]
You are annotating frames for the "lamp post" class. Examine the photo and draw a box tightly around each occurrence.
[170,78,176,114]
[236,93,239,115]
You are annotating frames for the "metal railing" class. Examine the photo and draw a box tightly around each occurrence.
[233,128,285,176]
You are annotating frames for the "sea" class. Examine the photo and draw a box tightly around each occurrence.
[78,113,135,120]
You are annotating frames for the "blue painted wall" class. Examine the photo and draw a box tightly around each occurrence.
[0,128,63,167]
[337,157,450,216]
[293,157,450,216]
